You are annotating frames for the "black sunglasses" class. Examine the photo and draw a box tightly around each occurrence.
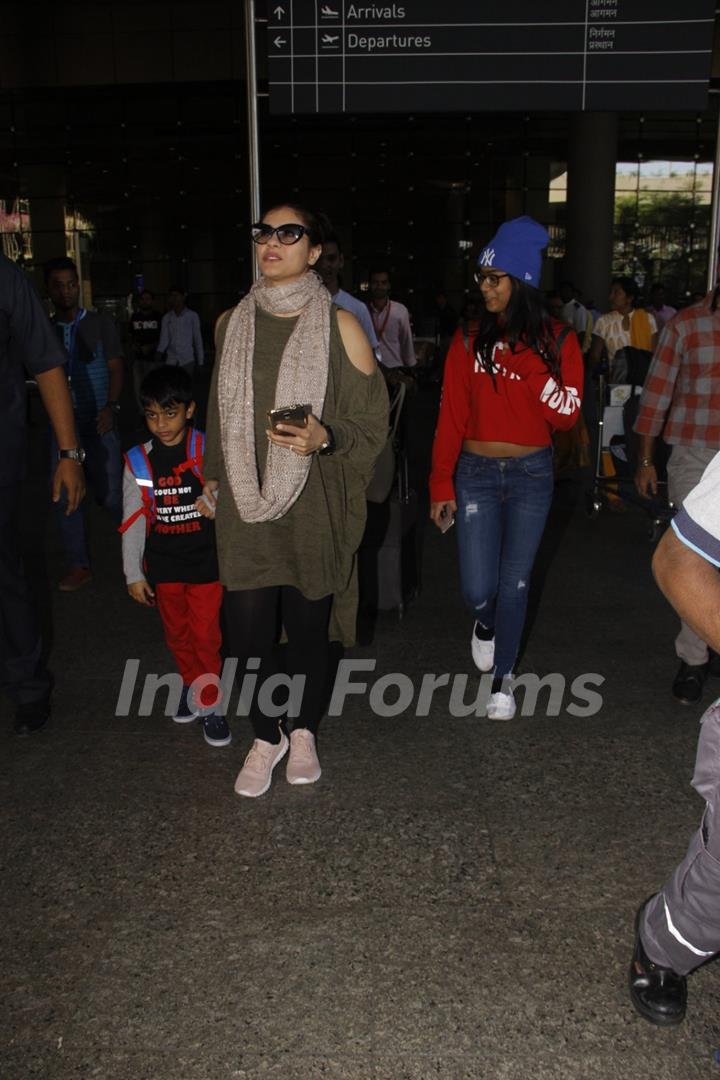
[473,271,510,288]
[251,222,306,246]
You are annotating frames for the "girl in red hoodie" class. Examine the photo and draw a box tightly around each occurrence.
[430,217,583,719]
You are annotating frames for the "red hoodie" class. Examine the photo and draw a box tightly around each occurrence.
[430,322,583,503]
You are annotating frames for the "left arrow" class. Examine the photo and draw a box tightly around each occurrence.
[273,35,287,47]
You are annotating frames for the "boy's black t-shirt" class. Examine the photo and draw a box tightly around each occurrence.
[144,438,219,585]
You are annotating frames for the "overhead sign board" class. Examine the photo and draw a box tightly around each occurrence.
[267,0,716,114]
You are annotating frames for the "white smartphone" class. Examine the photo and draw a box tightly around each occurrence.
[198,491,217,518]
[438,509,455,534]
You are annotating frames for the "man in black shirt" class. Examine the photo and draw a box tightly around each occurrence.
[0,253,85,734]
[130,289,162,403]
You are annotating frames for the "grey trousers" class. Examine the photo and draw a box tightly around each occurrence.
[666,445,718,666]
[642,698,720,975]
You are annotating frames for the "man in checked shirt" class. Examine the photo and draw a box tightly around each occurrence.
[634,285,720,705]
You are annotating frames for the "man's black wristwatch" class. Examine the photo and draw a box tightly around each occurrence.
[59,447,86,464]
[317,425,336,456]
[106,400,121,415]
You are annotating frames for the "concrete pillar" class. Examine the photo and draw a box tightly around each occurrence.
[525,157,552,224]
[564,113,618,310]
[524,157,553,290]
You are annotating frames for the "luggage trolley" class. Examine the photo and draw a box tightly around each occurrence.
[586,371,675,542]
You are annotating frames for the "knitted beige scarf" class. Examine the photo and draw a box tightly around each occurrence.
[217,271,331,522]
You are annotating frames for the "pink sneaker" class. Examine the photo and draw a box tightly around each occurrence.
[234,734,289,798]
[286,729,322,785]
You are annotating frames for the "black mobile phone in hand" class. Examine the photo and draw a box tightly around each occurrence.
[439,508,455,534]
[267,403,311,434]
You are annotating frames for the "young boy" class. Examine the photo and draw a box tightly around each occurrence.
[120,365,229,747]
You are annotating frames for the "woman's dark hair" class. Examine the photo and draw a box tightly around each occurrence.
[139,364,194,409]
[611,276,638,305]
[474,277,563,385]
[263,202,324,245]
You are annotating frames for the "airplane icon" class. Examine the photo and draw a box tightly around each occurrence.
[322,33,339,45]
[321,4,339,15]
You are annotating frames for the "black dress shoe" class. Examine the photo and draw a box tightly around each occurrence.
[13,693,52,737]
[672,661,707,705]
[629,902,687,1026]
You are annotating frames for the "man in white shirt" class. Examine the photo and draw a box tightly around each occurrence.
[157,287,204,372]
[560,281,592,348]
[367,268,416,373]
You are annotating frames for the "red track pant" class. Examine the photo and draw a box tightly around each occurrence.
[155,581,223,708]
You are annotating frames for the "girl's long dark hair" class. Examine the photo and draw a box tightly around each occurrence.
[475,277,563,385]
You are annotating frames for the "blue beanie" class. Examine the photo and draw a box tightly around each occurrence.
[477,216,549,288]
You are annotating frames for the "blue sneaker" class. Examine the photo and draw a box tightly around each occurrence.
[173,685,199,724]
[202,713,232,747]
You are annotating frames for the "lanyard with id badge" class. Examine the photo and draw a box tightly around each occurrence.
[58,308,86,402]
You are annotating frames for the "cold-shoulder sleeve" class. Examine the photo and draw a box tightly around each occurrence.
[321,356,389,482]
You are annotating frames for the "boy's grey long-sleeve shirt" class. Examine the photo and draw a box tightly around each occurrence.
[121,442,150,585]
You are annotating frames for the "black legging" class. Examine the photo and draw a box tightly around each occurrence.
[223,586,332,743]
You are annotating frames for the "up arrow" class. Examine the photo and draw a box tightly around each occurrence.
[273,4,285,17]
[273,35,287,47]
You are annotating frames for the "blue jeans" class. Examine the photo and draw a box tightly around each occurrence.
[50,424,123,569]
[455,448,554,679]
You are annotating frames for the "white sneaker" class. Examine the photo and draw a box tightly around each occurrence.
[471,622,495,673]
[234,734,289,798]
[486,691,516,720]
[286,729,322,785]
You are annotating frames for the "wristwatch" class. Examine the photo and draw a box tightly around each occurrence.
[317,425,336,456]
[59,447,86,464]
[107,400,121,415]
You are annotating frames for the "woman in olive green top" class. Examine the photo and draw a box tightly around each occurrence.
[200,204,389,798]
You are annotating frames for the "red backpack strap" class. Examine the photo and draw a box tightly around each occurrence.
[118,443,156,534]
[190,428,205,483]
[173,427,205,485]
